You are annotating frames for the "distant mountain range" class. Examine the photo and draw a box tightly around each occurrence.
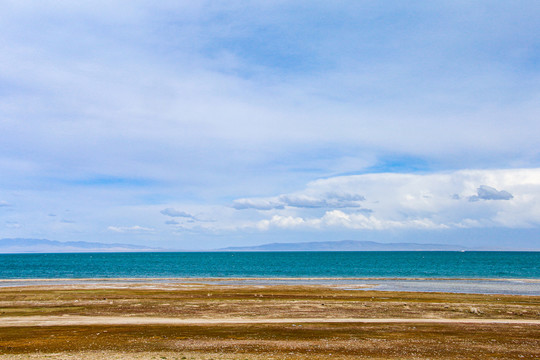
[219,240,468,251]
[0,238,160,253]
[0,238,470,253]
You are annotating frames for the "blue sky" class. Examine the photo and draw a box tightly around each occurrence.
[1,1,540,249]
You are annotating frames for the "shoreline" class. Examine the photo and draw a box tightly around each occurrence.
[1,277,539,295]
[2,276,540,281]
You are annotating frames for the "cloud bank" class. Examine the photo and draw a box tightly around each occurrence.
[228,168,540,231]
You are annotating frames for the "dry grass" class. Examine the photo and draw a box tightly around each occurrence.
[1,284,539,320]
[1,283,539,359]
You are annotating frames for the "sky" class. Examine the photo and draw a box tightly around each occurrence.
[1,1,540,250]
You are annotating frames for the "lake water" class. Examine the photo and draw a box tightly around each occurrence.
[0,251,538,279]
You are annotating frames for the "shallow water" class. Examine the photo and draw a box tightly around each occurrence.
[1,277,539,295]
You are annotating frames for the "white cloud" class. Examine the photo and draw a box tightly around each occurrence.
[279,195,328,209]
[232,198,284,210]
[107,225,155,233]
[233,192,366,210]
[280,193,365,209]
[160,208,194,218]
[256,215,306,231]
[5,221,21,229]
[320,210,448,230]
[468,185,513,202]
[254,210,447,231]
[235,168,540,231]
[0,201,11,207]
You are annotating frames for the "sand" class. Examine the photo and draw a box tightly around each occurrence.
[2,315,540,326]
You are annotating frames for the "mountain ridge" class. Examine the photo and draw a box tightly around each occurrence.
[219,240,469,251]
[0,238,161,253]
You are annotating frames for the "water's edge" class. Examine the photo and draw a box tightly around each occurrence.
[1,277,539,296]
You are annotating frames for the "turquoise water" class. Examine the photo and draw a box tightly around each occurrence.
[0,252,538,279]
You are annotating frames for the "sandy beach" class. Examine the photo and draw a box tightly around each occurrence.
[1,280,539,359]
